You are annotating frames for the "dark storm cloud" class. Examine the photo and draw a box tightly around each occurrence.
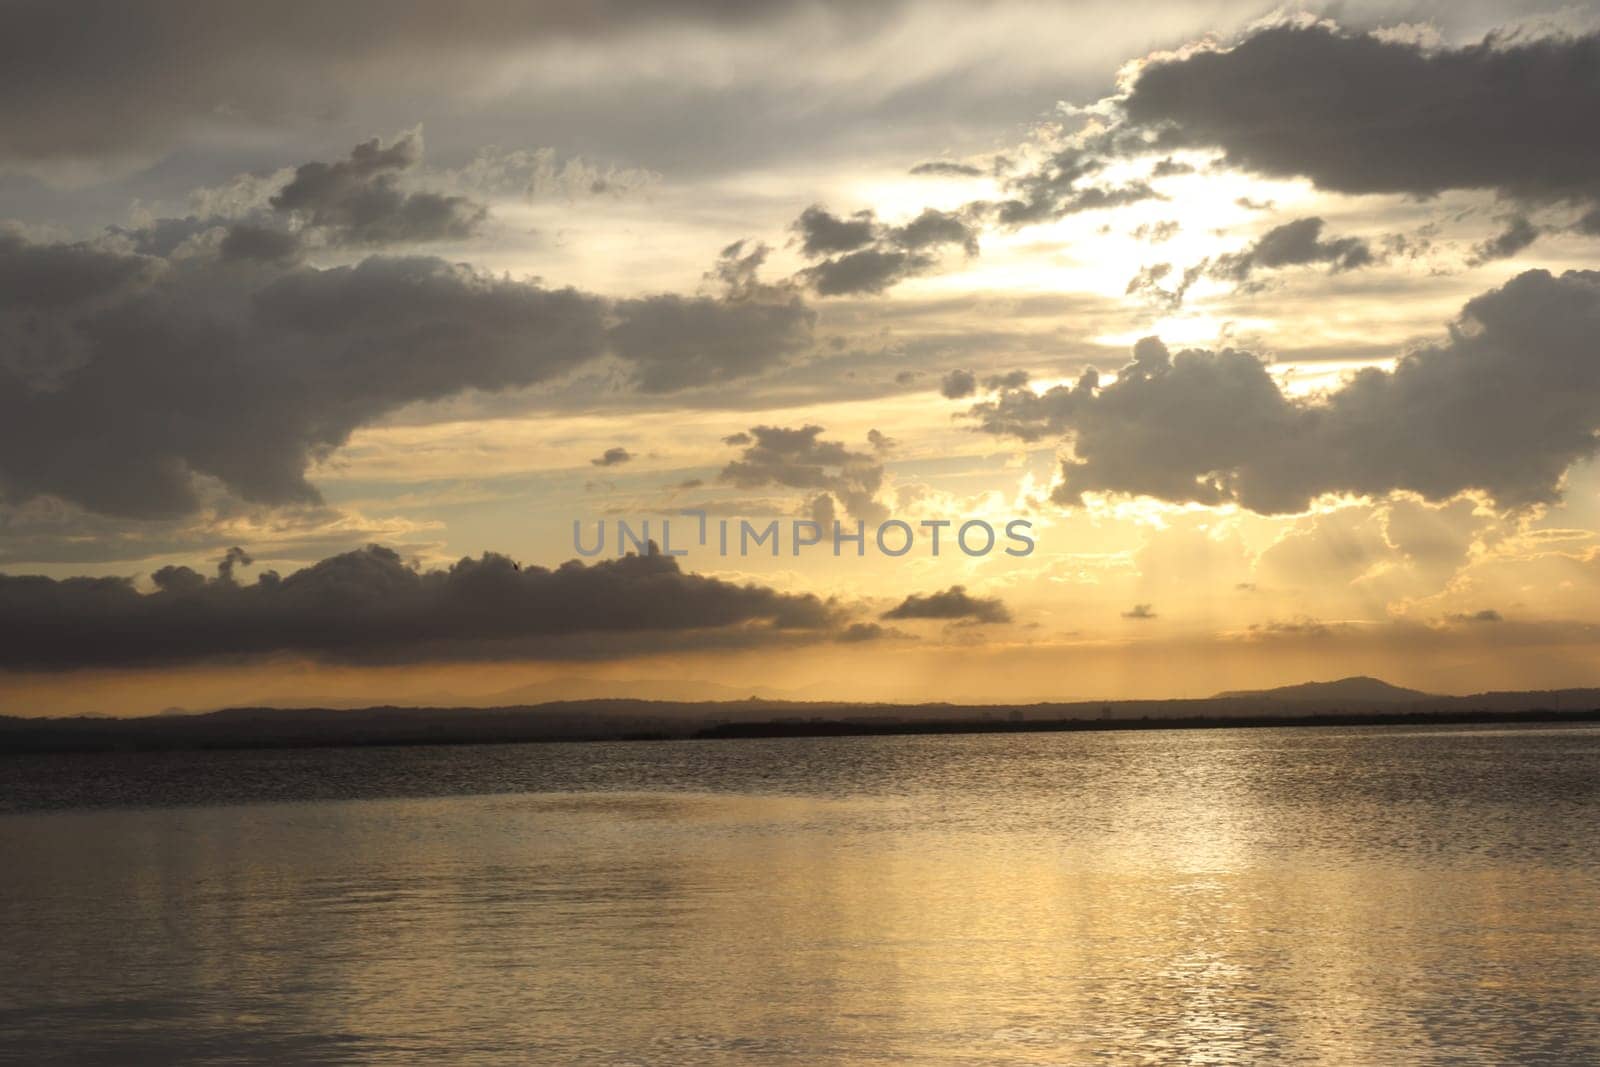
[591,447,634,467]
[883,585,1011,624]
[894,209,980,254]
[0,225,818,518]
[791,205,978,296]
[966,270,1600,513]
[0,544,844,670]
[1122,24,1600,209]
[718,425,886,521]
[218,224,304,264]
[0,230,155,309]
[801,249,932,297]
[215,545,253,584]
[794,206,877,256]
[1210,217,1374,282]
[268,132,486,245]
[1468,215,1542,265]
[0,251,609,517]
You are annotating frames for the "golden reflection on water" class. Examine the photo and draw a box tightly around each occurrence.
[3,727,1600,1064]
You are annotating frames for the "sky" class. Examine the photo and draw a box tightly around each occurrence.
[4,0,1600,715]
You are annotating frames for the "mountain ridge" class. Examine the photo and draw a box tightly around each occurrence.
[1214,676,1433,702]
[4,681,1600,754]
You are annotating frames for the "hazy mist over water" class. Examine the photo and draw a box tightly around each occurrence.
[4,725,1599,1064]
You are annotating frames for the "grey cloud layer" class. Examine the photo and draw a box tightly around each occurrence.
[968,269,1600,513]
[0,544,842,670]
[0,220,814,518]
[1123,24,1600,211]
[0,0,900,162]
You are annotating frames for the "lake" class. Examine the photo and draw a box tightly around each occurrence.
[3,724,1599,1064]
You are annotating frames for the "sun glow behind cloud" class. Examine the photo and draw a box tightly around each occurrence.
[5,3,1600,713]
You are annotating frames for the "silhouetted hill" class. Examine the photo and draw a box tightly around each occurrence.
[487,677,798,704]
[1215,676,1433,702]
[3,684,1599,754]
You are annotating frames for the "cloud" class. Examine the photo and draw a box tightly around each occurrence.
[0,1,894,164]
[610,292,814,391]
[1468,215,1541,265]
[1149,157,1194,178]
[0,247,810,518]
[139,133,486,258]
[591,447,633,467]
[954,134,1169,228]
[801,248,933,296]
[836,621,897,642]
[991,176,1162,228]
[1125,259,1207,310]
[1122,603,1157,619]
[966,270,1600,513]
[448,145,660,201]
[794,205,878,256]
[1245,616,1328,636]
[0,209,821,519]
[1125,262,1172,304]
[268,131,486,245]
[1132,220,1180,243]
[791,205,979,296]
[215,546,253,584]
[909,160,983,177]
[1449,609,1504,624]
[219,224,303,264]
[718,424,887,521]
[979,147,1100,226]
[1122,24,1600,211]
[611,241,816,391]
[883,585,1010,623]
[1210,217,1374,282]
[0,544,845,670]
[940,369,978,399]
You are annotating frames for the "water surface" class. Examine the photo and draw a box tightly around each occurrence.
[3,725,1598,1064]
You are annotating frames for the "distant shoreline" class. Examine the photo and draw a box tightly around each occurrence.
[2,703,1598,756]
[692,709,1600,740]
